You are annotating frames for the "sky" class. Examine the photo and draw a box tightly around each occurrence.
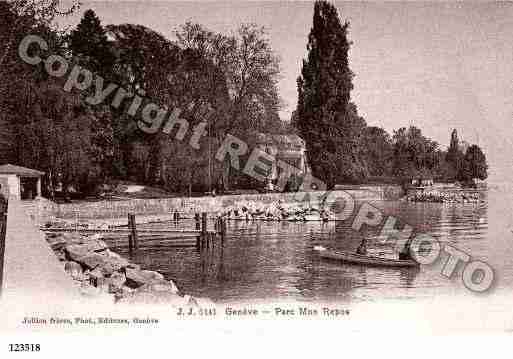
[56,1,513,182]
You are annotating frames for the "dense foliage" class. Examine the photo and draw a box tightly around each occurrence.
[0,2,288,196]
[0,1,488,198]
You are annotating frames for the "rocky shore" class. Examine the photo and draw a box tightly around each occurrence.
[405,190,483,204]
[45,231,212,307]
[221,199,337,222]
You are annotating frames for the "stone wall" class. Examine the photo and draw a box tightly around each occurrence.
[38,185,403,221]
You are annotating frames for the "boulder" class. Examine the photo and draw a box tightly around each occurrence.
[124,268,165,289]
[55,250,67,262]
[124,268,149,289]
[139,270,164,281]
[79,253,129,275]
[89,267,106,287]
[64,261,83,280]
[106,272,127,294]
[136,279,179,294]
[47,236,68,251]
[64,244,91,262]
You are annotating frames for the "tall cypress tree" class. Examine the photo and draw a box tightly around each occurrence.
[295,0,367,188]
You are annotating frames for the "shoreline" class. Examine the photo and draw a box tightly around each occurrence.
[44,230,213,307]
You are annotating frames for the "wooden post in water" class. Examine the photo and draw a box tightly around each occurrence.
[128,233,133,252]
[220,218,226,242]
[195,213,200,230]
[128,213,139,251]
[201,212,207,249]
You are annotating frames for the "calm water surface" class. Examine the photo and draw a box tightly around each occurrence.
[108,188,513,304]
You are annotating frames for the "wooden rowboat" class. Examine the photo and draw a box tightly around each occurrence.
[314,246,419,268]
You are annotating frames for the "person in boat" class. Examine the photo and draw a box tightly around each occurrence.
[399,239,413,260]
[356,238,367,255]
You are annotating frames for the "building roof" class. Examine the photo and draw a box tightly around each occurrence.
[0,164,45,177]
[256,133,305,149]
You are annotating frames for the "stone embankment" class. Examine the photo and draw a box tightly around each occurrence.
[45,231,212,306]
[30,186,403,225]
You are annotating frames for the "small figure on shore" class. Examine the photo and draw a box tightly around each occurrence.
[356,238,367,255]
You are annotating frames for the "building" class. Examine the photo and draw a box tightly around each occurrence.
[255,133,309,190]
[0,164,44,200]
[410,176,434,187]
[458,140,470,154]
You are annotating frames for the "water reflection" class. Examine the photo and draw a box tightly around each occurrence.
[106,189,508,303]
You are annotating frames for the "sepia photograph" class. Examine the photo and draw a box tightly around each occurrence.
[1,0,513,356]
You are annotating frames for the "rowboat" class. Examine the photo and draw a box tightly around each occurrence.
[314,246,419,268]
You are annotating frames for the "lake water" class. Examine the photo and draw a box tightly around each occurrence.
[107,188,513,304]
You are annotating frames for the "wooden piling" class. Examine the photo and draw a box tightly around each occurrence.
[221,218,226,241]
[201,212,207,248]
[128,213,139,251]
[195,213,200,230]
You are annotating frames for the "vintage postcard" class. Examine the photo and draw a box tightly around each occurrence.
[1,0,512,356]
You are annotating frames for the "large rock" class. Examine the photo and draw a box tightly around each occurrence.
[106,272,127,294]
[47,235,68,251]
[79,253,130,275]
[124,268,149,289]
[136,279,179,295]
[89,267,106,287]
[139,270,164,281]
[64,244,91,262]
[64,261,84,281]
[124,268,165,289]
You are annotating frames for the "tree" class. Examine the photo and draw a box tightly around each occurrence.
[459,144,488,183]
[361,126,393,177]
[392,126,440,180]
[105,23,231,191]
[68,9,115,76]
[15,81,100,197]
[295,0,368,188]
[176,22,284,189]
[0,1,79,165]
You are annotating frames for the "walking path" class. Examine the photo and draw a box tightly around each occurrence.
[0,199,81,320]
